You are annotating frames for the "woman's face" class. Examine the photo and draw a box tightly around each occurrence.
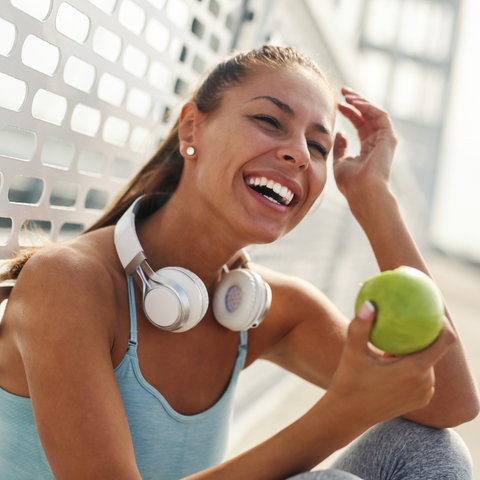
[183,66,336,245]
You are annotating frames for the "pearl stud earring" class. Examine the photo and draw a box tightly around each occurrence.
[186,147,195,156]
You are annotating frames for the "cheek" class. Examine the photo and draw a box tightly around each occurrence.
[309,162,327,194]
[200,120,258,166]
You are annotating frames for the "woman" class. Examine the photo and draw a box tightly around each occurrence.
[0,46,477,480]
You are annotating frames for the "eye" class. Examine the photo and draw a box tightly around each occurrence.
[253,115,280,128]
[308,142,328,159]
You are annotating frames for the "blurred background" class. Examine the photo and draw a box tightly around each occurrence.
[0,0,479,475]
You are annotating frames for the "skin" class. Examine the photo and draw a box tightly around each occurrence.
[0,68,478,480]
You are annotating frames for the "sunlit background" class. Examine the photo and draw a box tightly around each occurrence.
[0,0,479,475]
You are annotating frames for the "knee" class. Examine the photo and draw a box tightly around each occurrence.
[287,470,362,480]
[333,417,473,480]
[376,417,469,450]
[368,418,473,477]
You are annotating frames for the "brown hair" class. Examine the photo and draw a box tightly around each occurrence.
[1,45,334,281]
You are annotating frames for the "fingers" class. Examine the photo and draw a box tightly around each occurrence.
[339,87,396,140]
[407,319,457,368]
[344,301,376,356]
[337,102,366,131]
[333,131,348,163]
[341,87,378,110]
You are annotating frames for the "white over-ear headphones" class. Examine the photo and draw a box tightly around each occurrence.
[114,196,272,332]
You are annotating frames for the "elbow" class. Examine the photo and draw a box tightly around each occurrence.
[453,397,480,426]
[453,386,480,427]
[433,378,480,428]
[430,397,480,429]
[440,409,478,429]
[404,391,480,429]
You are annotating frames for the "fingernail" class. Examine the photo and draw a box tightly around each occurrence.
[343,86,353,92]
[357,300,375,321]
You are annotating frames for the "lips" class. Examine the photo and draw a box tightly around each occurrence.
[245,175,295,206]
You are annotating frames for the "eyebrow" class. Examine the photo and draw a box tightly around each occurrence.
[249,95,295,116]
[248,95,332,138]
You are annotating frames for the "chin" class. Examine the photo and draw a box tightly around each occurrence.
[223,205,301,247]
[241,222,289,246]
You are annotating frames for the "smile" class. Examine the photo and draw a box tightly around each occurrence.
[245,176,295,206]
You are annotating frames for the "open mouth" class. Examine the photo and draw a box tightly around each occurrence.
[245,176,295,206]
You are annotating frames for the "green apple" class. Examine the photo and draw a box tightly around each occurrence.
[355,266,445,355]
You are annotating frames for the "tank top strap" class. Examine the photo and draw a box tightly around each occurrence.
[239,330,248,351]
[126,274,138,348]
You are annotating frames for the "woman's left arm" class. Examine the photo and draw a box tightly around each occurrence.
[332,88,479,427]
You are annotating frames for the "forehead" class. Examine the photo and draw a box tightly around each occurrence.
[223,67,336,131]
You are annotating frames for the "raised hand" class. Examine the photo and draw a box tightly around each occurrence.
[333,87,398,202]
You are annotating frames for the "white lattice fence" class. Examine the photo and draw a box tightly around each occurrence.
[0,0,240,259]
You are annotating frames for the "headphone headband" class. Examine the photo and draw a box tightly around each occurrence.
[115,197,147,275]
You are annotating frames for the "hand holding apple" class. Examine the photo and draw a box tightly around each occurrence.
[355,266,444,355]
[324,297,455,430]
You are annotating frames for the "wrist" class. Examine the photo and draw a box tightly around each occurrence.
[345,184,399,228]
[345,184,423,273]
[305,390,371,450]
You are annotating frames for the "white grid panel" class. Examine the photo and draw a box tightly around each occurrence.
[0,0,241,258]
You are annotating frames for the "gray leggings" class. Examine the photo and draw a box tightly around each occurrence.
[287,417,473,480]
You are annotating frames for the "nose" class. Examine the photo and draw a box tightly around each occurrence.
[277,135,310,169]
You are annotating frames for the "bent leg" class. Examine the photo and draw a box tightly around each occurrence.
[331,417,473,480]
[287,470,362,480]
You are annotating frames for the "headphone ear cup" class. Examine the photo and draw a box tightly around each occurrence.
[213,269,271,331]
[172,266,209,322]
[143,282,184,330]
[146,267,209,332]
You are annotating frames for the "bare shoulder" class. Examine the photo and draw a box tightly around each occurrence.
[7,228,123,343]
[246,262,347,362]
[250,262,334,314]
[0,228,126,397]
[16,238,108,288]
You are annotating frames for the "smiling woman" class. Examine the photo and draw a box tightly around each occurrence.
[0,46,477,480]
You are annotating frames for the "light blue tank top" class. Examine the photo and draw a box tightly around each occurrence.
[0,277,248,479]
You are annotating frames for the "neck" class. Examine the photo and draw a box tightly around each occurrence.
[135,193,249,291]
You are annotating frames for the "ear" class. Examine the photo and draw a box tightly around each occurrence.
[178,102,201,159]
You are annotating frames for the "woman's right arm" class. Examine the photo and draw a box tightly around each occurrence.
[9,247,143,480]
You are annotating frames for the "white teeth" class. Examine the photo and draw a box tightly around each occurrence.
[245,176,295,205]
